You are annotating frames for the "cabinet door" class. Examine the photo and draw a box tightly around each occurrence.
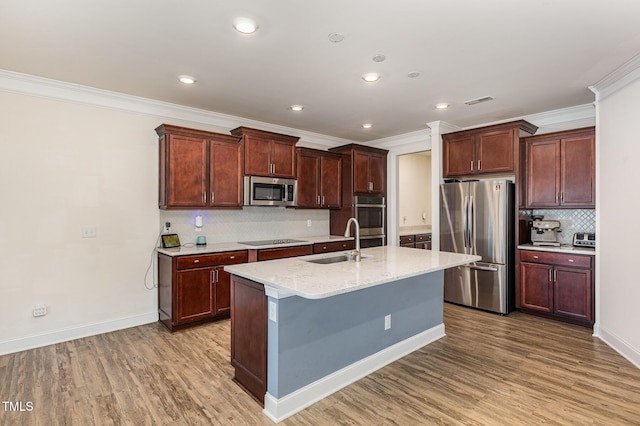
[526,139,561,207]
[320,155,342,207]
[554,266,592,322]
[353,151,371,193]
[443,134,475,177]
[214,266,231,314]
[296,152,320,208]
[520,262,553,312]
[271,140,296,178]
[476,129,514,174]
[369,153,386,194]
[561,135,595,207]
[167,135,208,207]
[176,268,214,323]
[210,139,243,207]
[244,135,272,176]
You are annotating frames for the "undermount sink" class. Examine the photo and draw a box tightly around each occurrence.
[305,255,352,264]
[305,254,369,265]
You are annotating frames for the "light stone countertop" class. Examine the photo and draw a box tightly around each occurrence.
[156,235,353,256]
[398,225,432,236]
[518,244,596,256]
[225,246,480,299]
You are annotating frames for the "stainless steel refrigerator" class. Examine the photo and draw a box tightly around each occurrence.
[439,180,514,314]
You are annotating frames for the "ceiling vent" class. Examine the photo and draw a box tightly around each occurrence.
[464,96,494,106]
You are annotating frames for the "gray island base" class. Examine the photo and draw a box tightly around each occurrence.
[225,246,480,423]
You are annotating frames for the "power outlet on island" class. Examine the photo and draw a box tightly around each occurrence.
[306,219,312,227]
[384,314,391,330]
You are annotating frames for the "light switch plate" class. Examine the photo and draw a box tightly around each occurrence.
[81,226,96,238]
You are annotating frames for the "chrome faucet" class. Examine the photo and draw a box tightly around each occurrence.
[344,217,361,261]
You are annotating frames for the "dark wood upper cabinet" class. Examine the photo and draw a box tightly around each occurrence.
[329,144,388,196]
[230,127,299,178]
[525,127,595,208]
[443,120,538,178]
[296,148,342,209]
[156,124,243,209]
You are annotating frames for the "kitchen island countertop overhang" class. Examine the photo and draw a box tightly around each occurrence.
[224,245,481,299]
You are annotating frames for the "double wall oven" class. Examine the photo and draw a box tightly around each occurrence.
[354,196,386,247]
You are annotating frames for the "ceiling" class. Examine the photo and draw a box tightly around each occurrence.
[1,0,639,142]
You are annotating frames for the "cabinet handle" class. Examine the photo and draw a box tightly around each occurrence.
[368,181,373,191]
[203,192,206,203]
[470,161,474,172]
[560,192,564,203]
[549,269,552,282]
[554,269,557,282]
[533,255,539,259]
[272,163,276,174]
[556,192,559,203]
[568,259,574,263]
[317,195,321,205]
[477,160,481,170]
[193,259,200,263]
[211,192,214,203]
[215,270,219,283]
[230,256,235,259]
[322,195,325,205]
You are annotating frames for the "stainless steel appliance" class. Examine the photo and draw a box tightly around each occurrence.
[354,196,385,247]
[440,180,514,314]
[573,232,595,248]
[531,219,561,246]
[243,176,297,207]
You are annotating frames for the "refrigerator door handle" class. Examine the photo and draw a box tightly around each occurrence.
[468,264,499,272]
[468,195,474,252]
[463,196,469,248]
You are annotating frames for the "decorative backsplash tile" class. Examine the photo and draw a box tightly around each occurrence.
[520,209,595,245]
[159,208,330,245]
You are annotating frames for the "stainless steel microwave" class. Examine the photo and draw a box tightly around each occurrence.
[243,176,298,207]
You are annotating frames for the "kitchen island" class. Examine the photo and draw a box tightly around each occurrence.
[225,246,480,422]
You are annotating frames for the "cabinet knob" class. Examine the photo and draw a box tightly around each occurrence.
[533,255,539,259]
[568,259,574,262]
[230,256,235,259]
[193,259,200,263]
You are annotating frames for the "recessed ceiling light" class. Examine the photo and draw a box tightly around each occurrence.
[464,96,494,106]
[372,54,386,63]
[435,103,450,109]
[233,18,258,34]
[362,73,380,82]
[178,75,196,85]
[328,33,344,43]
[362,123,373,129]
[407,71,420,78]
[290,105,304,112]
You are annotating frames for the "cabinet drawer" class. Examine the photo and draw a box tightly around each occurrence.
[520,250,591,268]
[313,240,355,253]
[258,245,313,261]
[415,233,432,242]
[399,235,414,244]
[176,251,248,270]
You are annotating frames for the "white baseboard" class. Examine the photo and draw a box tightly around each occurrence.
[596,325,640,370]
[263,323,446,423]
[0,312,158,356]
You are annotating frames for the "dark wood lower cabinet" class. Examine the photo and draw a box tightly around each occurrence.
[230,275,267,405]
[313,240,355,253]
[520,250,593,327]
[399,233,432,249]
[158,250,248,331]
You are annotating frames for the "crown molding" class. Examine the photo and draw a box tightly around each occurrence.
[589,52,640,101]
[0,69,352,148]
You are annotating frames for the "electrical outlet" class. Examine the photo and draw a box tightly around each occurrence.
[164,222,171,233]
[33,304,47,317]
[307,219,312,227]
[269,301,277,322]
[81,226,96,238]
[384,314,391,330]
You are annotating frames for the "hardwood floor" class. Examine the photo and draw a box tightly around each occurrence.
[2,304,639,425]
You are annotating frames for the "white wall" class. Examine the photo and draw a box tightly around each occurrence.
[398,152,431,227]
[0,73,349,355]
[593,75,640,367]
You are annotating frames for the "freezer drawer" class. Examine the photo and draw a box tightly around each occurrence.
[444,262,511,314]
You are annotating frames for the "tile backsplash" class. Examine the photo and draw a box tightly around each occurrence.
[159,207,330,245]
[520,209,595,245]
